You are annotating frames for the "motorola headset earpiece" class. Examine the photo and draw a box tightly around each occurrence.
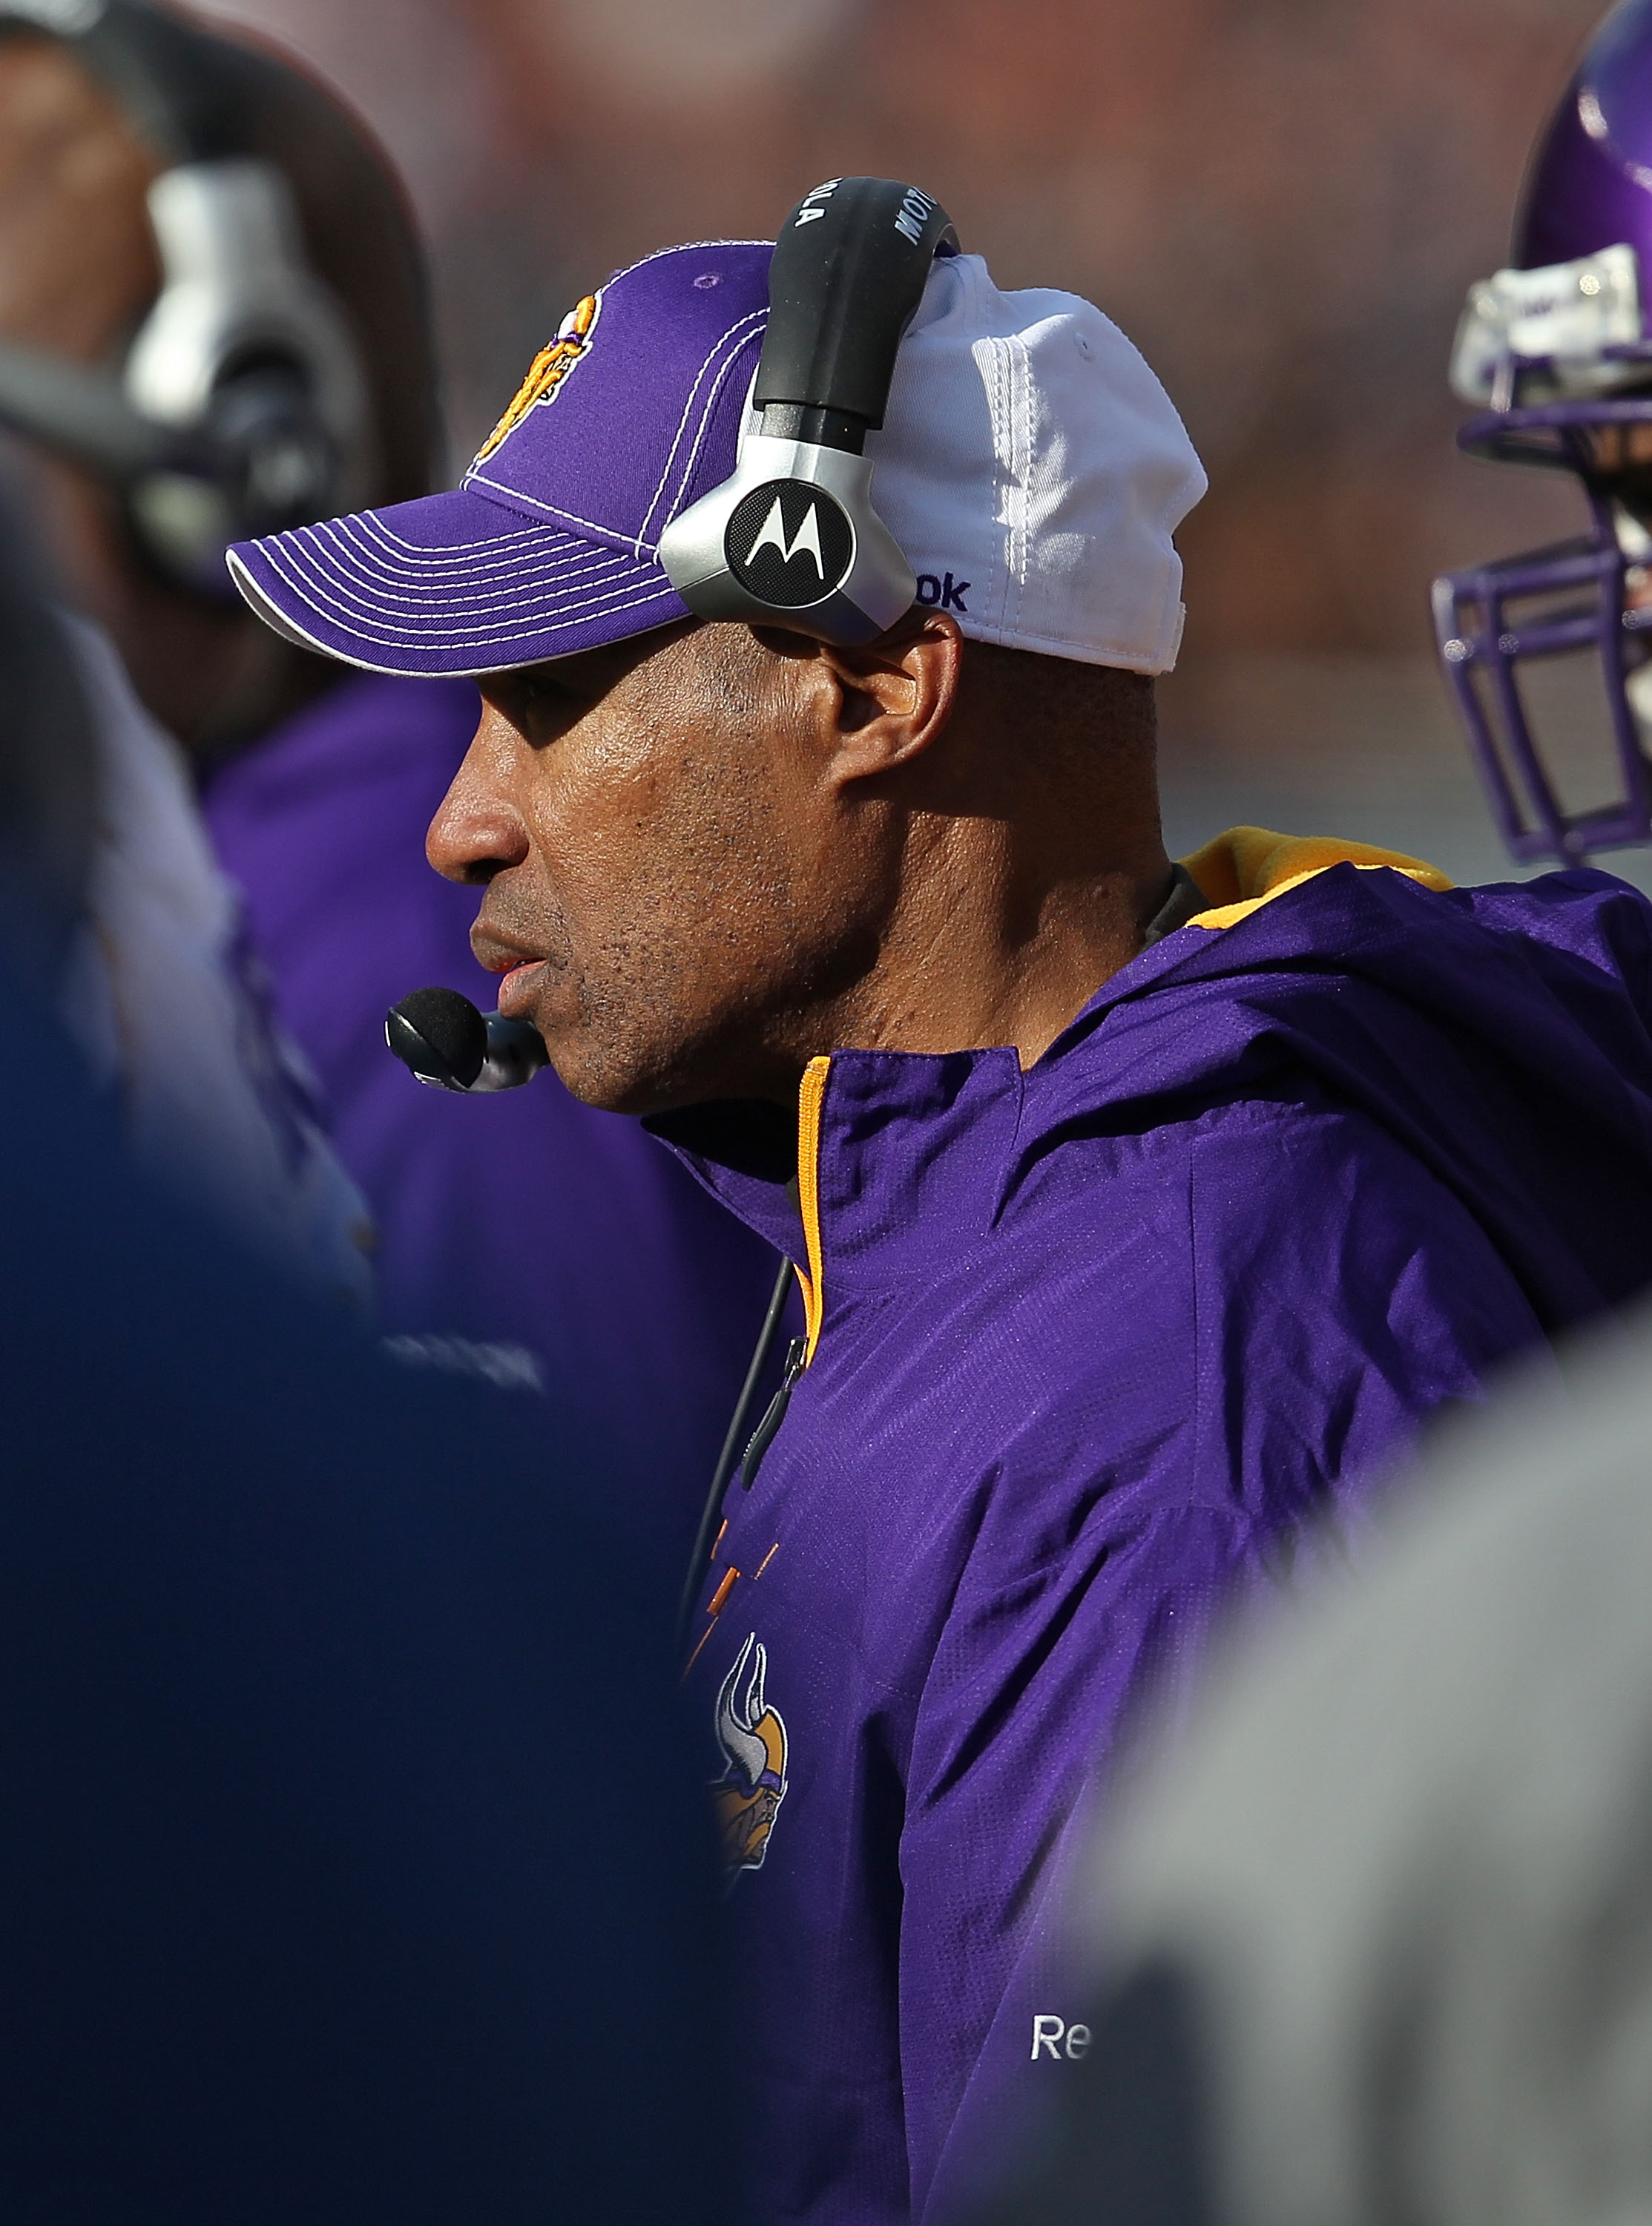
[0,0,371,595]
[659,177,957,645]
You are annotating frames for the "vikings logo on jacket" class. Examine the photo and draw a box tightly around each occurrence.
[473,292,599,467]
[714,1633,787,1877]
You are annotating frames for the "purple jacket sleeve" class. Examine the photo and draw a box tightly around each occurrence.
[899,1100,1547,2222]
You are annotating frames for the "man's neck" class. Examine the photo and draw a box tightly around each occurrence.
[771,821,1174,1080]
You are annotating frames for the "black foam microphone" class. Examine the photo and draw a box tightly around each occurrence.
[385,987,549,1094]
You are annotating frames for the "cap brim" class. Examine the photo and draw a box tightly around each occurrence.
[226,486,693,677]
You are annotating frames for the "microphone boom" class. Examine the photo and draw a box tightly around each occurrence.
[385,988,549,1094]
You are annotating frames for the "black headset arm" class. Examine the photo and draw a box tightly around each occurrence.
[0,343,181,479]
[753,179,958,453]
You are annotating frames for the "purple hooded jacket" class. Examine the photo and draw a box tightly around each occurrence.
[662,831,1652,2225]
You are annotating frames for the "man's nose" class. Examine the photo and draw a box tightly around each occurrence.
[427,709,531,885]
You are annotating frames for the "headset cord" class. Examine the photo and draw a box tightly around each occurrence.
[676,1253,795,1652]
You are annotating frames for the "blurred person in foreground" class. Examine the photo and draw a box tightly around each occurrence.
[0,0,378,1305]
[993,1305,1652,2226]
[59,586,377,1304]
[228,212,1652,2225]
[0,0,780,1560]
[0,504,734,2223]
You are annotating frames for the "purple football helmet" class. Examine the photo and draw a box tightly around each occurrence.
[1435,0,1652,861]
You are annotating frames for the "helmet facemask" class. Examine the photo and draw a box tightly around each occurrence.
[1435,361,1652,864]
[1436,0,1652,864]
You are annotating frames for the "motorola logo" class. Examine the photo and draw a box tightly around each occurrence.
[725,480,855,608]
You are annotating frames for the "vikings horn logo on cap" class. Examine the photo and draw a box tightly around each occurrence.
[713,1632,789,1877]
[473,292,600,467]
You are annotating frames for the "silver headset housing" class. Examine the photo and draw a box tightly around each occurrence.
[128,160,367,469]
[659,433,915,645]
[120,158,371,583]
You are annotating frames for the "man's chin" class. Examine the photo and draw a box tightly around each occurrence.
[533,1021,748,1121]
[519,984,794,1117]
[524,1014,668,1118]
[551,1056,703,1120]
[498,977,616,1103]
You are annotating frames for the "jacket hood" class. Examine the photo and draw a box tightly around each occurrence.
[649,830,1652,1339]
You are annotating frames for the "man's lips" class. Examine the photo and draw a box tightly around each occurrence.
[495,959,549,1020]
[471,921,544,976]
[471,926,554,1017]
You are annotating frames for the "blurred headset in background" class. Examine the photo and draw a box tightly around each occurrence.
[0,0,370,595]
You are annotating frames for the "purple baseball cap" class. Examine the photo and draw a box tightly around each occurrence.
[226,240,772,675]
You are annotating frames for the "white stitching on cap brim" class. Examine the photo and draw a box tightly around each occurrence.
[228,548,687,676]
[363,509,560,556]
[240,530,685,652]
[255,525,675,640]
[283,514,639,608]
[260,508,661,619]
[287,503,623,579]
[352,508,583,574]
[353,508,578,569]
[253,541,682,644]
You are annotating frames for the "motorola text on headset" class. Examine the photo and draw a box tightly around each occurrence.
[386,174,957,1101]
[0,0,369,594]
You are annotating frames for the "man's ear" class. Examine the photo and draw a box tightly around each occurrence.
[757,611,964,786]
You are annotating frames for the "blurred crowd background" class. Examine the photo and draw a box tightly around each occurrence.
[197,0,1646,891]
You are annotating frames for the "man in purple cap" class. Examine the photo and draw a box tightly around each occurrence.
[229,210,1652,2223]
